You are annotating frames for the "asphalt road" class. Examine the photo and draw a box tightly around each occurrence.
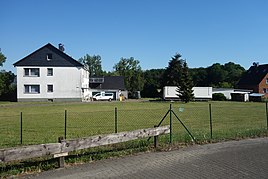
[26,137,268,179]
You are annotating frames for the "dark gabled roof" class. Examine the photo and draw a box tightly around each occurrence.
[90,76,126,90]
[13,43,83,67]
[237,64,268,86]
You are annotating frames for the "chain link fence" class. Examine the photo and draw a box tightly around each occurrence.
[0,101,267,148]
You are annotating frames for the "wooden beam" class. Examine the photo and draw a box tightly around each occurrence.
[0,126,170,163]
[0,143,61,162]
[60,125,170,153]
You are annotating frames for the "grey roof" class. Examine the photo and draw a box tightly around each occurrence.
[90,76,126,90]
[102,76,125,90]
[13,43,83,67]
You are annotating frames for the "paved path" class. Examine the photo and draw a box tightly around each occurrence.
[26,137,268,179]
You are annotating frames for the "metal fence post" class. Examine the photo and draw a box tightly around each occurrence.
[154,125,158,148]
[20,112,23,145]
[266,101,268,130]
[64,110,67,139]
[209,104,213,141]
[169,103,172,144]
[115,107,118,133]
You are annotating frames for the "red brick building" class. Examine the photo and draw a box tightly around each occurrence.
[237,63,268,98]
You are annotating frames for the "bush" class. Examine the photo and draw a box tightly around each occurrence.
[212,93,227,101]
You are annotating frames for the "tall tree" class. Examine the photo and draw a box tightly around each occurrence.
[177,61,194,102]
[162,53,183,87]
[162,53,193,102]
[113,57,144,95]
[0,52,6,67]
[79,54,103,77]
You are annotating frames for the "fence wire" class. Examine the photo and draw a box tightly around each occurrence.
[0,101,267,148]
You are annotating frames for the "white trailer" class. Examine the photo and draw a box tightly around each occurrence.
[163,86,212,100]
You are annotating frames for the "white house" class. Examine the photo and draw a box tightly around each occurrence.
[14,43,89,102]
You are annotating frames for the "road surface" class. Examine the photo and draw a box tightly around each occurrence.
[26,137,268,179]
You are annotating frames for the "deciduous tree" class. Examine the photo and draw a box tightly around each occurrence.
[141,69,165,98]
[0,70,16,101]
[0,52,6,67]
[79,54,103,76]
[113,57,144,95]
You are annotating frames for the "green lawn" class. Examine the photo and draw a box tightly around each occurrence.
[0,100,267,148]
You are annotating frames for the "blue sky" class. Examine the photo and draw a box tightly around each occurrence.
[1,0,268,73]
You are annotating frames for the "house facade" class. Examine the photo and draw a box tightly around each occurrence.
[237,63,268,98]
[14,43,89,102]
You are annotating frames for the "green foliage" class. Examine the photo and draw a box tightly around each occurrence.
[79,54,103,76]
[212,93,227,101]
[178,61,194,103]
[141,69,164,98]
[0,52,6,67]
[190,62,245,88]
[189,67,208,86]
[207,63,228,86]
[162,53,183,87]
[0,70,16,101]
[113,57,144,95]
[223,62,245,87]
[163,53,194,102]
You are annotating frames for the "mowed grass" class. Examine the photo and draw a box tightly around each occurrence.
[0,100,267,148]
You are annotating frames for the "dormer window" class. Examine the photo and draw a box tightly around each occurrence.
[47,53,52,61]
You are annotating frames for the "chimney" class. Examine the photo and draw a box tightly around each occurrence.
[58,43,65,52]
[253,62,259,67]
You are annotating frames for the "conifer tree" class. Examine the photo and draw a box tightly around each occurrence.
[163,53,194,102]
[177,60,194,102]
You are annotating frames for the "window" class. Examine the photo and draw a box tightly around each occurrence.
[47,85,53,92]
[47,68,53,76]
[24,85,40,94]
[89,78,104,83]
[24,68,40,77]
[47,53,52,61]
[105,93,113,97]
[266,78,268,84]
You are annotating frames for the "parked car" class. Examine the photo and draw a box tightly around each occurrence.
[93,92,114,101]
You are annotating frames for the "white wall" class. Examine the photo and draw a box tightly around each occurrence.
[163,86,212,99]
[17,66,86,101]
[192,87,212,99]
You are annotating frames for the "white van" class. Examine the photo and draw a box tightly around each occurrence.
[92,92,114,101]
